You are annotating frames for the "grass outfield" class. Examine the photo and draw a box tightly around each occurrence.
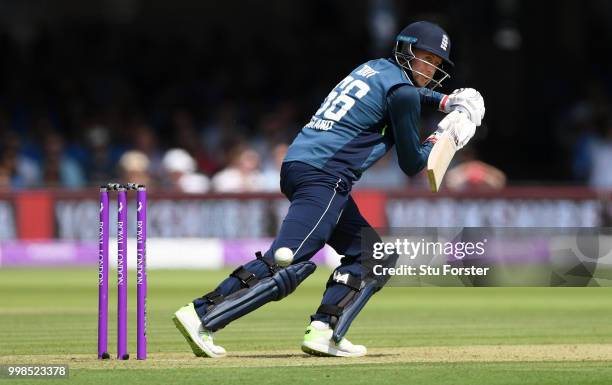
[0,268,612,384]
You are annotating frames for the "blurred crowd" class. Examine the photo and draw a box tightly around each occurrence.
[0,105,429,192]
[1,0,611,192]
[0,104,297,192]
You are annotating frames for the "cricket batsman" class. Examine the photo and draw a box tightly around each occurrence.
[174,21,485,357]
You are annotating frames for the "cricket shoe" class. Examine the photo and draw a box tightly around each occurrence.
[301,320,367,357]
[173,303,226,358]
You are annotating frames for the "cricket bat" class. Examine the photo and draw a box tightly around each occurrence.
[427,130,457,192]
[427,107,469,192]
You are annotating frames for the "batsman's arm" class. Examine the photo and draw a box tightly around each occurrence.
[387,85,434,176]
[418,87,446,110]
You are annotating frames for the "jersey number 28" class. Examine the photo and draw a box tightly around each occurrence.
[315,76,370,122]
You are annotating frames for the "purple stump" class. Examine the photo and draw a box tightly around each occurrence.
[117,186,129,360]
[97,187,110,359]
[136,186,147,360]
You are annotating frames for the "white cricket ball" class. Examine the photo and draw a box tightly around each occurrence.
[274,247,294,267]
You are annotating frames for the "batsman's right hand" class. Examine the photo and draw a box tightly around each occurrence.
[436,110,476,150]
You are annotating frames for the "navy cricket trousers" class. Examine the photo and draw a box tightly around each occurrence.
[194,161,379,323]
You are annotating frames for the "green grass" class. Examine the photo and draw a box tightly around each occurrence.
[65,362,612,385]
[1,268,612,384]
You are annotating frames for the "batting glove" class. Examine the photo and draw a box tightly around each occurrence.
[439,88,485,126]
[434,110,476,150]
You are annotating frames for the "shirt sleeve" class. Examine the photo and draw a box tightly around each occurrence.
[386,85,433,176]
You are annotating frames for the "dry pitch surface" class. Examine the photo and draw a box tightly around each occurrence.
[1,344,612,369]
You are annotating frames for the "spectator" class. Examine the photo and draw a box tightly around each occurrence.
[171,109,219,176]
[0,131,41,188]
[211,144,265,192]
[201,102,247,170]
[445,147,506,191]
[130,122,165,182]
[354,151,409,190]
[587,119,612,188]
[251,102,297,159]
[118,150,152,188]
[0,161,11,190]
[561,82,610,184]
[260,143,288,192]
[84,124,120,185]
[162,148,210,193]
[40,131,86,188]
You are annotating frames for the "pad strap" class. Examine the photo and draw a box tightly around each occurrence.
[256,251,280,275]
[316,304,342,317]
[230,266,259,288]
[201,290,225,305]
[328,270,362,291]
